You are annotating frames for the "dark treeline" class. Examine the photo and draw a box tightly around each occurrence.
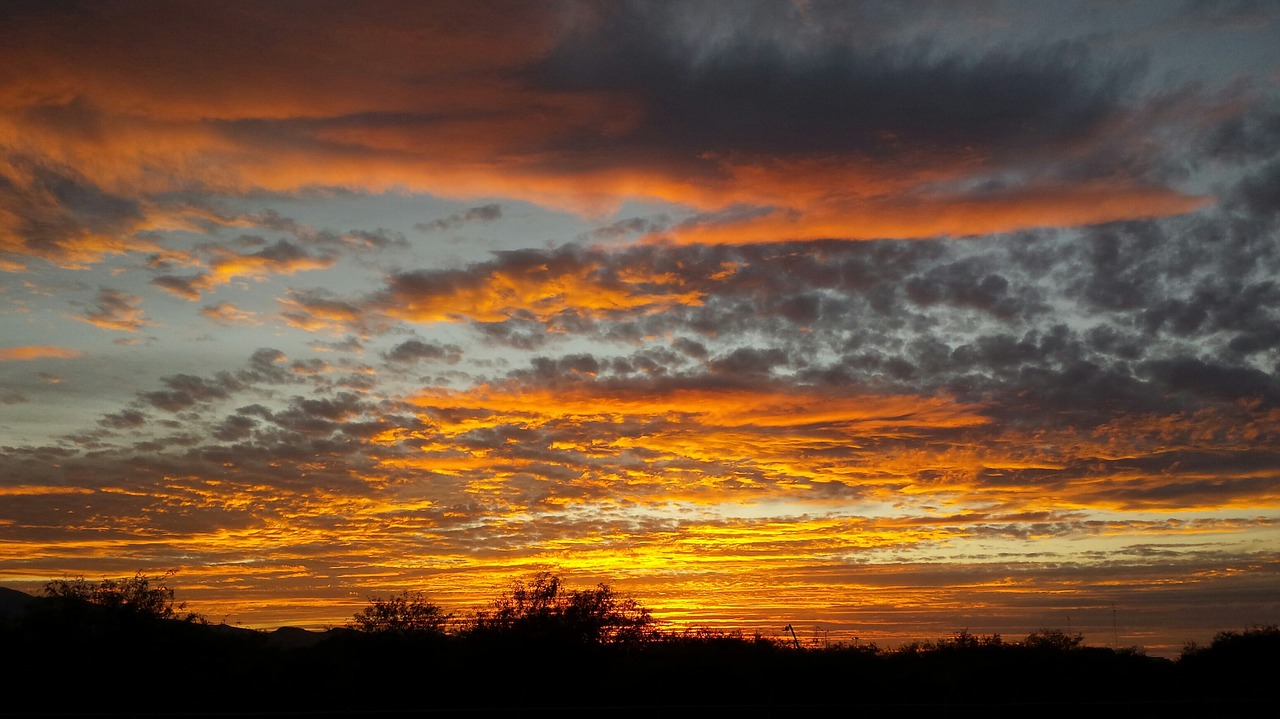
[1,572,1276,718]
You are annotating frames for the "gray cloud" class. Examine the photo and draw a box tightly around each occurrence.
[76,288,152,332]
[383,339,463,365]
[527,5,1148,185]
[0,156,144,265]
[414,204,503,233]
[142,373,241,413]
[98,409,147,429]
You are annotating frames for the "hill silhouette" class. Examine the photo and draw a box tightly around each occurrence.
[2,575,1276,717]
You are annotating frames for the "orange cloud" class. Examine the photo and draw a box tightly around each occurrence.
[379,383,1280,516]
[412,384,989,431]
[0,345,83,361]
[200,302,258,325]
[278,291,369,334]
[0,2,1216,266]
[380,261,704,325]
[658,179,1212,244]
[367,383,995,510]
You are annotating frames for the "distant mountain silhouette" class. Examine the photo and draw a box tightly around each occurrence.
[0,586,34,619]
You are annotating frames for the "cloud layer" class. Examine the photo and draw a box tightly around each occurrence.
[1,1,1278,655]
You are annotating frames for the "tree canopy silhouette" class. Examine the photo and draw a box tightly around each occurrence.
[469,571,655,644]
[1023,627,1085,650]
[349,590,451,635]
[41,571,201,622]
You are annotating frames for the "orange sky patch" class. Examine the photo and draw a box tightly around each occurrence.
[0,345,83,361]
[411,384,990,432]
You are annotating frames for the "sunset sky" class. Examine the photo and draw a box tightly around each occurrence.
[2,0,1278,656]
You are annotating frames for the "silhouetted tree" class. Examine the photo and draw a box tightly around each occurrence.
[349,590,451,635]
[470,571,655,644]
[41,570,202,622]
[1023,627,1084,650]
[934,629,1003,650]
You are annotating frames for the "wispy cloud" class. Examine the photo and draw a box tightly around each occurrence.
[74,288,153,332]
[414,204,502,233]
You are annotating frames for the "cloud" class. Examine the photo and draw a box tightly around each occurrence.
[141,372,241,413]
[0,1,1231,260]
[238,348,294,385]
[3,2,1280,652]
[582,214,671,241]
[151,274,211,301]
[74,288,153,332]
[1,335,1275,645]
[98,409,147,429]
[151,239,335,300]
[374,245,704,324]
[414,203,502,233]
[309,336,364,353]
[201,302,259,325]
[0,155,158,268]
[278,289,372,334]
[0,346,83,362]
[383,339,463,365]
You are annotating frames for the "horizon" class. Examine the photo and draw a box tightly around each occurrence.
[0,569,1265,659]
[1,1,1277,665]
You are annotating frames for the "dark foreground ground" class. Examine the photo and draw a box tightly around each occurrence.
[2,593,1275,718]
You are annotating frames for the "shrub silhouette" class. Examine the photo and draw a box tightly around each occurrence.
[468,571,655,644]
[349,590,451,635]
[13,571,1280,713]
[1023,627,1084,650]
[40,570,202,622]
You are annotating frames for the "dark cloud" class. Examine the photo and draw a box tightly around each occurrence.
[237,348,297,385]
[142,372,241,413]
[239,238,330,266]
[1140,357,1280,404]
[1202,108,1280,164]
[530,6,1139,176]
[0,156,145,266]
[709,347,792,378]
[1230,159,1280,218]
[672,337,709,360]
[473,320,553,350]
[383,339,463,365]
[904,262,1026,319]
[76,288,152,332]
[414,204,503,233]
[267,392,368,437]
[150,273,210,301]
[289,358,330,376]
[582,215,671,241]
[212,414,257,442]
[98,409,147,429]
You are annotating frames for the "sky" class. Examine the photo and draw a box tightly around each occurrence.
[1,0,1278,656]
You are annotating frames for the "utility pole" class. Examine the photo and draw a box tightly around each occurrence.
[1112,603,1119,647]
[783,623,800,649]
